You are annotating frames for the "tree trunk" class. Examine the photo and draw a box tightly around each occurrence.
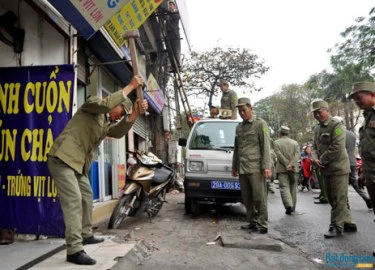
[208,88,215,108]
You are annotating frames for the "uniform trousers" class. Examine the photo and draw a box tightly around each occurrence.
[363,162,375,215]
[278,172,297,210]
[315,168,328,202]
[47,156,93,255]
[323,173,352,232]
[239,173,268,229]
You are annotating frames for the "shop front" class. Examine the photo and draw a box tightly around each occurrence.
[0,0,172,236]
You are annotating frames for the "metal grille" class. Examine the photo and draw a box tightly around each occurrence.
[133,115,147,138]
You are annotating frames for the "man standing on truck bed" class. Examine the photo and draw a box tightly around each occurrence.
[232,97,272,234]
[219,79,238,119]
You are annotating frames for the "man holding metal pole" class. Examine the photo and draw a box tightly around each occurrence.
[47,75,147,265]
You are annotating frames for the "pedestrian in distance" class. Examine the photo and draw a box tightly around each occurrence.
[47,75,148,265]
[348,81,375,221]
[311,99,356,239]
[218,79,238,119]
[300,145,313,191]
[232,97,271,234]
[332,116,372,210]
[274,126,300,215]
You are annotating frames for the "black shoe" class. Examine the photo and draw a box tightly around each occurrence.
[241,223,257,230]
[324,227,341,238]
[314,200,328,204]
[83,236,104,245]
[252,227,268,234]
[344,223,357,232]
[67,250,96,265]
[285,207,293,215]
[313,196,320,199]
[365,199,373,209]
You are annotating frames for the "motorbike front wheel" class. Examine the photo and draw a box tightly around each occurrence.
[108,194,136,229]
[147,189,166,217]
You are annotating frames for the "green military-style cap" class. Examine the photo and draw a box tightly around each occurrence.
[236,97,251,107]
[348,81,375,99]
[279,125,290,135]
[311,99,329,112]
[217,79,229,86]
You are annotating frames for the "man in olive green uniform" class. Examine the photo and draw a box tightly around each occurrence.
[348,82,375,255]
[232,97,271,234]
[219,79,238,119]
[47,76,147,265]
[332,116,372,209]
[311,99,356,238]
[274,126,300,215]
[313,166,328,204]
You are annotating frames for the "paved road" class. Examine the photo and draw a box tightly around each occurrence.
[269,186,375,263]
[100,185,374,269]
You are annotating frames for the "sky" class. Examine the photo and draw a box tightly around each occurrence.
[179,0,374,109]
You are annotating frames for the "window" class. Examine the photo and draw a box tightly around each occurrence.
[189,122,238,150]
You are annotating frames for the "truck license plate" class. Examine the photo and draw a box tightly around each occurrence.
[211,181,240,190]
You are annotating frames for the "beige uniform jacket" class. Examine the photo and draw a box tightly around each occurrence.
[274,136,300,173]
[313,116,350,176]
[48,90,134,176]
[233,116,271,174]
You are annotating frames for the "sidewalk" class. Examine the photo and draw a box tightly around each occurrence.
[0,236,134,270]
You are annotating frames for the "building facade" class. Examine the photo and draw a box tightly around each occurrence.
[0,0,185,232]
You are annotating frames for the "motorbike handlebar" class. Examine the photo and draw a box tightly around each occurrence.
[126,151,174,173]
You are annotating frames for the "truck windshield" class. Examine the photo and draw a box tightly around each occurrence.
[189,122,238,150]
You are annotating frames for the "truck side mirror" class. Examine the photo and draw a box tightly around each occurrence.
[178,138,187,147]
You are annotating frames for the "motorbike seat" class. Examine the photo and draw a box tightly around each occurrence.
[151,167,173,184]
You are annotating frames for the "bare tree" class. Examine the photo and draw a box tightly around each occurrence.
[181,47,269,108]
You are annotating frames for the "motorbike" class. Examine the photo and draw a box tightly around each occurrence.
[108,151,174,229]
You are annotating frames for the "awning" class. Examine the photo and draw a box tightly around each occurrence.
[87,31,133,85]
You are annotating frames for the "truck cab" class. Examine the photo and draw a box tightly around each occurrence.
[179,119,242,214]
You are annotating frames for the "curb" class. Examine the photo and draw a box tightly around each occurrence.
[16,244,66,270]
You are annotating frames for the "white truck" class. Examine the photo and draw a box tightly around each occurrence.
[178,119,242,214]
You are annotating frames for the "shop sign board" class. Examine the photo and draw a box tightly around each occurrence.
[0,65,75,236]
[104,0,163,47]
[145,73,164,114]
[48,0,130,39]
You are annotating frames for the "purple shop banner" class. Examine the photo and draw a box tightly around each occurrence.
[0,65,75,237]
